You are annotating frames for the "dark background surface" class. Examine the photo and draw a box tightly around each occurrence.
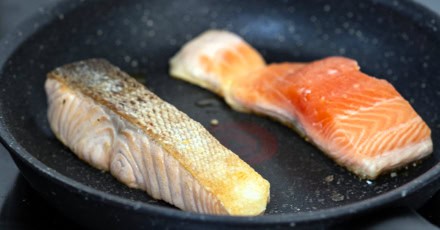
[0,0,439,229]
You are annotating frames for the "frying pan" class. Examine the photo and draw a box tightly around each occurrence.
[0,0,440,229]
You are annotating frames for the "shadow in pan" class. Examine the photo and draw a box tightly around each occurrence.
[0,175,81,230]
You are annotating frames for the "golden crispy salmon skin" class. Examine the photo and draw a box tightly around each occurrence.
[45,59,270,215]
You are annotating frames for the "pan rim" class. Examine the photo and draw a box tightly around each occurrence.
[1,0,440,226]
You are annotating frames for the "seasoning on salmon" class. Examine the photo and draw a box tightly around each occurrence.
[169,30,433,179]
[45,59,270,215]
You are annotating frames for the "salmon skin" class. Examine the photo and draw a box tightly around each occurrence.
[45,59,270,215]
[170,30,433,179]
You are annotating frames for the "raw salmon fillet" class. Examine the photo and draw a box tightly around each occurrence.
[170,31,433,179]
[45,59,270,215]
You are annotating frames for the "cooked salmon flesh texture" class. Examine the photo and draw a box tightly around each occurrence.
[45,59,270,215]
[169,30,433,179]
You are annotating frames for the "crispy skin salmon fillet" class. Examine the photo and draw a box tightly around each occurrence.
[169,31,433,179]
[45,59,270,215]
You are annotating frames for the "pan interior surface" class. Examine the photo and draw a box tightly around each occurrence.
[0,0,439,218]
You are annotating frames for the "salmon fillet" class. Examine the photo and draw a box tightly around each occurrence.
[169,31,433,179]
[45,59,270,215]
[170,30,266,100]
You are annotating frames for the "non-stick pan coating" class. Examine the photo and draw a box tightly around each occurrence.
[0,0,440,228]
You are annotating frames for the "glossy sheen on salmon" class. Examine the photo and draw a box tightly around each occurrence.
[169,31,433,179]
[45,59,270,215]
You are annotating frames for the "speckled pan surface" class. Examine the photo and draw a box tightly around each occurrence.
[0,0,440,228]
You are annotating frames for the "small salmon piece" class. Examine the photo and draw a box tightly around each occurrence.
[169,30,266,97]
[170,31,433,179]
[45,59,270,215]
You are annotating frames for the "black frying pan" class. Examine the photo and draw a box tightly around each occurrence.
[1,0,440,229]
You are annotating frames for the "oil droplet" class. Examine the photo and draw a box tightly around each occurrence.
[210,119,219,126]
